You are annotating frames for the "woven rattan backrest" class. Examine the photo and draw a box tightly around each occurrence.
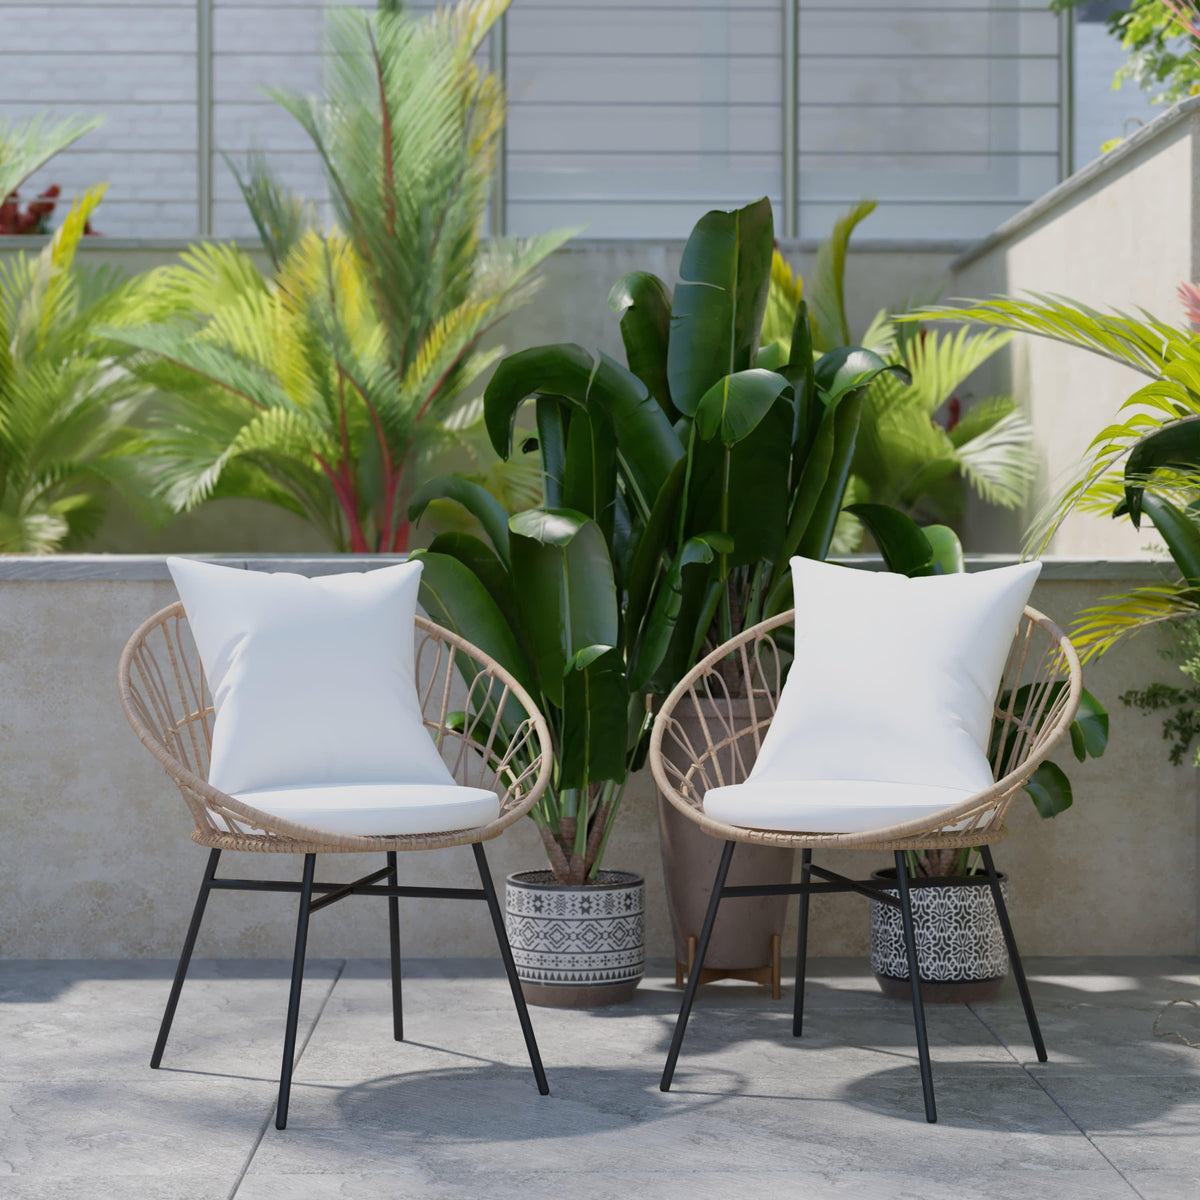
[118,602,549,839]
[653,606,1080,838]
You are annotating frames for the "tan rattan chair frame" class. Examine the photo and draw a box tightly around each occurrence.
[118,600,553,1128]
[652,603,1082,1124]
[650,605,1080,851]
[119,601,553,855]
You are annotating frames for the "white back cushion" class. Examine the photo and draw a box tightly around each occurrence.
[748,558,1041,795]
[167,558,454,795]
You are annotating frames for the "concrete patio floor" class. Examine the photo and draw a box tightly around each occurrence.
[3,957,1200,1199]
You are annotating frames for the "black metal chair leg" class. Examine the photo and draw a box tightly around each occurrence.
[895,852,937,1123]
[276,853,316,1130]
[792,848,812,1037]
[661,839,736,1092]
[980,844,1047,1062]
[151,848,220,1069]
[472,842,549,1095]
[387,850,403,1042]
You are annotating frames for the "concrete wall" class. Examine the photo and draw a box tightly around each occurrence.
[0,556,1194,961]
[952,99,1200,557]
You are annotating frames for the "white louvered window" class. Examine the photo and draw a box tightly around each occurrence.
[0,0,1069,242]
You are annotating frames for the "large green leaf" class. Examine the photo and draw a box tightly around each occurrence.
[607,271,675,419]
[693,369,791,447]
[815,345,911,406]
[1023,761,1073,819]
[807,199,876,352]
[797,391,865,561]
[562,404,617,546]
[688,396,793,568]
[845,503,935,576]
[1069,687,1110,762]
[559,645,630,788]
[624,456,687,645]
[1133,492,1200,590]
[483,343,682,516]
[787,299,820,461]
[1123,414,1200,525]
[508,507,619,707]
[407,474,512,567]
[411,549,535,699]
[425,531,520,635]
[923,524,965,574]
[534,395,568,507]
[667,197,774,416]
[629,532,731,690]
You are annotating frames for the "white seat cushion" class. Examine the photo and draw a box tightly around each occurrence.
[235,784,501,837]
[167,558,455,796]
[704,557,1041,836]
[703,780,980,835]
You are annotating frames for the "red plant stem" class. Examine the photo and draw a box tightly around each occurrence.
[316,454,369,553]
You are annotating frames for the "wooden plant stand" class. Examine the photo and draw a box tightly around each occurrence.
[674,933,783,1000]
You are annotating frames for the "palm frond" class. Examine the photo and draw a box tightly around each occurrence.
[954,407,1036,509]
[0,113,103,201]
[899,324,1013,413]
[1071,583,1199,662]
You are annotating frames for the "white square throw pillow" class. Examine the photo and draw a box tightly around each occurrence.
[703,558,1040,834]
[167,558,455,796]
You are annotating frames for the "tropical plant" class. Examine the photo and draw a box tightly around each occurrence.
[765,201,1036,540]
[409,196,916,883]
[0,186,154,550]
[850,504,1109,878]
[0,113,101,211]
[1052,1,1200,109]
[107,0,570,552]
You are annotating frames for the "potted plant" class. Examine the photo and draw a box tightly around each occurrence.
[470,196,911,992]
[849,505,1109,1001]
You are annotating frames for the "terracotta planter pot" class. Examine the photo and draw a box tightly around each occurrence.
[505,869,644,1008]
[657,696,794,977]
[869,869,1010,1003]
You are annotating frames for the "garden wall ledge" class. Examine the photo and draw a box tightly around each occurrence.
[0,552,1173,582]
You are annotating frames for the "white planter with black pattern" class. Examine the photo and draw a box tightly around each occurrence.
[505,870,644,1008]
[869,869,1010,1003]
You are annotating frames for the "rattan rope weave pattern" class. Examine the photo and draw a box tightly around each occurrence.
[648,606,1082,852]
[118,602,553,854]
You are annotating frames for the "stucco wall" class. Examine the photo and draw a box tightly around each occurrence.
[0,557,1193,961]
[952,100,1200,558]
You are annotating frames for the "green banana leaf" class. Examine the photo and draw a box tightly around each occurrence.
[814,345,911,407]
[623,457,688,649]
[562,403,617,546]
[559,644,630,788]
[508,507,619,707]
[787,299,820,461]
[844,502,936,575]
[629,531,732,690]
[923,524,965,574]
[425,531,520,635]
[1023,761,1073,819]
[667,197,774,416]
[1123,414,1200,525]
[410,549,534,700]
[1121,491,1200,590]
[534,395,568,507]
[688,396,793,569]
[694,368,791,446]
[407,475,512,568]
[607,271,676,420]
[483,343,682,516]
[797,393,865,561]
[1070,687,1110,762]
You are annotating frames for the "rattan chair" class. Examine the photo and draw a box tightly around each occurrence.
[119,602,553,1129]
[650,605,1081,1123]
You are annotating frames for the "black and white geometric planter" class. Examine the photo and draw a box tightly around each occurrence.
[505,869,644,1008]
[869,869,1011,1003]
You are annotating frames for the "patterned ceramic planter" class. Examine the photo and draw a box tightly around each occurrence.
[869,870,1010,1003]
[505,870,645,1008]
